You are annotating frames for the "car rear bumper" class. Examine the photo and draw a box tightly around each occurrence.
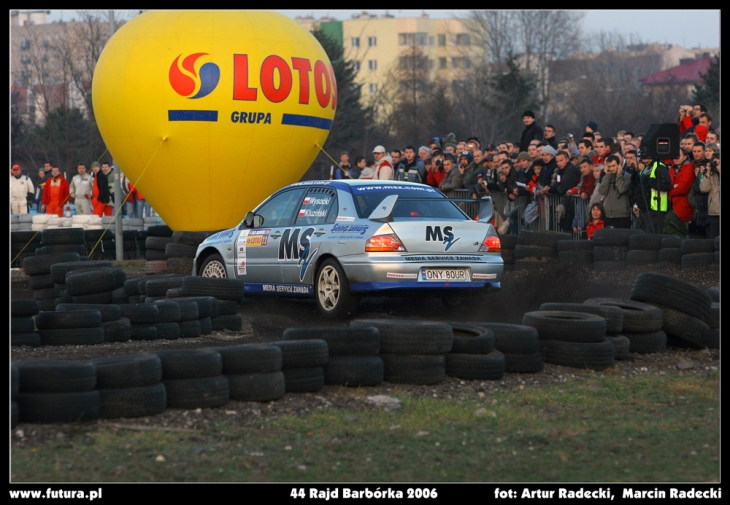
[341,254,503,293]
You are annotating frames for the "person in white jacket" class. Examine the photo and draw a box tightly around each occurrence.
[10,164,34,214]
[372,145,394,180]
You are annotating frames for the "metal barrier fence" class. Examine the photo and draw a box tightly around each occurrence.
[444,189,592,238]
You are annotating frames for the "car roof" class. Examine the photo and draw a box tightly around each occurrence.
[290,180,434,189]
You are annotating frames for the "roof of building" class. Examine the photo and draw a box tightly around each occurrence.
[639,55,716,86]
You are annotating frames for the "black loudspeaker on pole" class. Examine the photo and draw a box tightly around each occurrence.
[640,123,680,159]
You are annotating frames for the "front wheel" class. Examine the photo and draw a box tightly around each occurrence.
[199,253,227,278]
[315,259,359,319]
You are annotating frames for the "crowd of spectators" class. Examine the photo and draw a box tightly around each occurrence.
[333,105,720,240]
[10,160,154,220]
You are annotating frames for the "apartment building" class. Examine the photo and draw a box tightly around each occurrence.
[296,12,481,119]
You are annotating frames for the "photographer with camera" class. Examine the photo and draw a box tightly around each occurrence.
[426,150,446,188]
[699,153,720,240]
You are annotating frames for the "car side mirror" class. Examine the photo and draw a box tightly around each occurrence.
[242,212,263,228]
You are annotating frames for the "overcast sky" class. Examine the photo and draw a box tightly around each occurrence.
[45,9,720,50]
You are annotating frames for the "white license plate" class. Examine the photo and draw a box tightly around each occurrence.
[420,268,470,282]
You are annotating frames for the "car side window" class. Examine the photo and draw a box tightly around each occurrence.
[253,188,307,228]
[295,188,337,226]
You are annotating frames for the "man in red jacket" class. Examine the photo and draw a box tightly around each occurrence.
[668,149,696,224]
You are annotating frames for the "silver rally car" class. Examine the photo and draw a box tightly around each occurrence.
[194,180,503,318]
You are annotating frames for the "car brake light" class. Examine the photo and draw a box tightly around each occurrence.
[365,233,406,252]
[478,234,501,252]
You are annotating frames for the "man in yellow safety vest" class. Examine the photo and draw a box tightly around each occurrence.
[638,154,673,234]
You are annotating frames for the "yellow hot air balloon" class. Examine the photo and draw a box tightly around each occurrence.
[92,10,336,231]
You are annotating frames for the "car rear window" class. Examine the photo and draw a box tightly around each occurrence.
[352,188,466,220]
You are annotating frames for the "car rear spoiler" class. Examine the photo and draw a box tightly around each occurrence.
[368,194,398,222]
[477,196,494,223]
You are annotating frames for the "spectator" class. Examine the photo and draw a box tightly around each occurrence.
[390,149,402,169]
[10,164,34,215]
[136,187,152,219]
[519,110,544,152]
[513,153,533,192]
[680,133,698,153]
[587,164,605,213]
[706,130,719,147]
[543,124,558,149]
[584,202,606,239]
[527,160,544,196]
[546,151,580,195]
[592,138,611,166]
[69,163,93,215]
[439,154,463,193]
[426,152,445,188]
[467,136,481,151]
[483,143,498,157]
[528,143,539,162]
[348,156,365,180]
[101,162,115,206]
[598,155,633,229]
[331,152,350,179]
[372,145,394,180]
[585,120,598,134]
[699,155,720,240]
[41,166,70,217]
[689,146,710,238]
[395,145,427,184]
[678,104,694,134]
[428,137,441,152]
[359,159,376,180]
[705,143,720,162]
[35,165,51,211]
[638,152,672,234]
[91,161,112,217]
[570,157,597,201]
[667,148,696,233]
[538,145,558,187]
[626,151,650,232]
[118,170,136,218]
[459,151,479,189]
[418,146,431,161]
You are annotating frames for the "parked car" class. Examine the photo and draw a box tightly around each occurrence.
[194,180,503,318]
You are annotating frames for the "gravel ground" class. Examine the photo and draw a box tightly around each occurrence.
[10,263,720,443]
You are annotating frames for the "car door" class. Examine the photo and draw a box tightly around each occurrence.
[236,187,306,286]
[280,186,338,288]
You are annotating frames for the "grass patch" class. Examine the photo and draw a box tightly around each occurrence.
[11,372,719,483]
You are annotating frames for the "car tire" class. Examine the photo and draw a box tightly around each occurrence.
[314,258,359,319]
[199,253,227,278]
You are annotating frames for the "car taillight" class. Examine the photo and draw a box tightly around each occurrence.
[365,233,406,252]
[478,234,501,252]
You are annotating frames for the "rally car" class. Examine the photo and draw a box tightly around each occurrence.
[193,180,503,318]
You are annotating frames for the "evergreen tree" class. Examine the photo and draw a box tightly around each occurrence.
[310,28,369,163]
[692,56,719,113]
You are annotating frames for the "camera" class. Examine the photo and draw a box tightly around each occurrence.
[568,134,574,139]
[434,159,442,166]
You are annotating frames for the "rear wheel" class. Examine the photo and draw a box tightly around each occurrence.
[199,253,227,278]
[315,259,358,319]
